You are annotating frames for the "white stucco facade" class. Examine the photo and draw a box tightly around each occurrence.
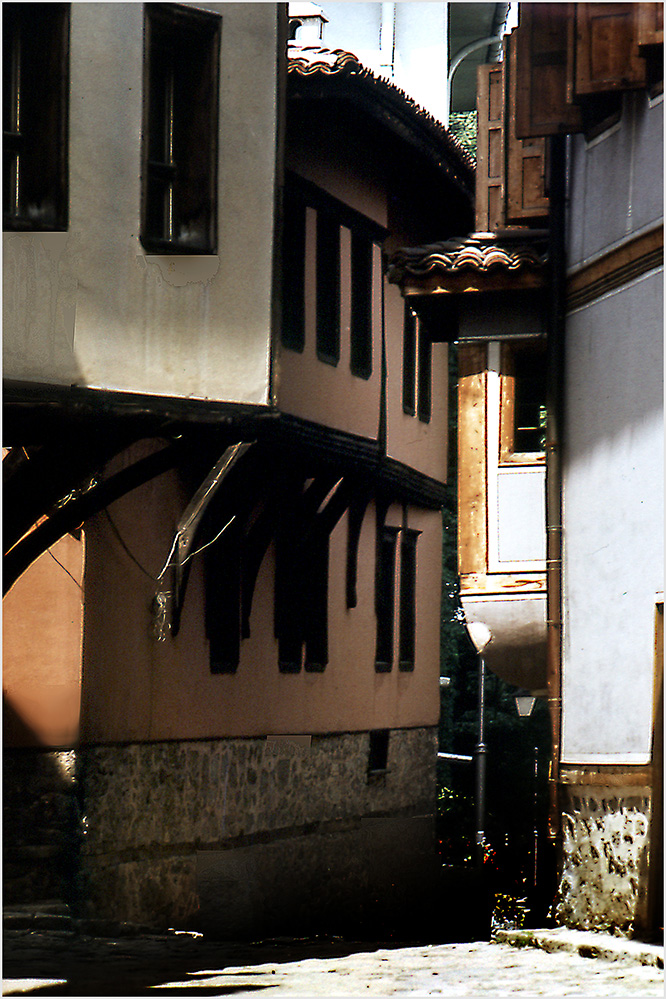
[561,91,664,763]
[3,3,280,405]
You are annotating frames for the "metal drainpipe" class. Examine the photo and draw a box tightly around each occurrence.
[545,133,567,841]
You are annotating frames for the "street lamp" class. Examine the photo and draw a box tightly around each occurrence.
[465,620,492,869]
[514,689,538,890]
[514,689,536,717]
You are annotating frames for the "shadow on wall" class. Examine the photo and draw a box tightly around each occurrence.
[3,696,82,909]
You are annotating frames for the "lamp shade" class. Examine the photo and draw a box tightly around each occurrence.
[466,620,492,653]
[515,690,536,717]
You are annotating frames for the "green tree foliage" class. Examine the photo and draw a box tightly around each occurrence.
[448,111,478,161]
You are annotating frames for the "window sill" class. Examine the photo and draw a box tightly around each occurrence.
[499,452,546,466]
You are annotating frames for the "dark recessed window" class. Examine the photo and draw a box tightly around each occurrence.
[316,209,341,365]
[141,4,219,253]
[514,348,547,454]
[368,729,389,778]
[3,3,69,231]
[350,229,373,379]
[417,322,432,424]
[282,186,306,352]
[402,303,417,415]
[375,524,399,671]
[399,529,419,671]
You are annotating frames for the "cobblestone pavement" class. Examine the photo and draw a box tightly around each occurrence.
[2,928,664,997]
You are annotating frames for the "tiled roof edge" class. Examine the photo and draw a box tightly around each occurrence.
[287,43,476,176]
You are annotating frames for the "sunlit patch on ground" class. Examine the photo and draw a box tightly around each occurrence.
[2,980,68,995]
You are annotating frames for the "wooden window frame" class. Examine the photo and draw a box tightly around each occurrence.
[141,3,220,255]
[3,3,69,232]
[350,228,374,380]
[402,303,417,416]
[282,184,306,352]
[375,523,399,672]
[398,529,420,671]
[316,208,341,366]
[499,340,547,464]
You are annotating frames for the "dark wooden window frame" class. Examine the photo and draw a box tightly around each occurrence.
[141,3,220,254]
[375,523,399,672]
[402,302,417,415]
[316,207,341,365]
[398,528,420,671]
[3,3,69,232]
[281,172,386,373]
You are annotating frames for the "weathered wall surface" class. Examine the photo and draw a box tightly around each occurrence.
[3,750,80,906]
[3,2,279,404]
[80,452,442,743]
[79,727,438,932]
[556,786,652,934]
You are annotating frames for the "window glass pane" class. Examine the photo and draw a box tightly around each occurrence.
[3,4,69,231]
[142,5,218,253]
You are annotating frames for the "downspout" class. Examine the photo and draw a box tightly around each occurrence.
[545,133,567,841]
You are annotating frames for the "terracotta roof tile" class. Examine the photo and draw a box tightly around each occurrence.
[387,231,549,285]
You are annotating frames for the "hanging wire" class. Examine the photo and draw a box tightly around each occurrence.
[47,549,83,590]
[104,508,158,581]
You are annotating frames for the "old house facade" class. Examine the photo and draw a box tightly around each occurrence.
[3,2,474,936]
[390,2,663,939]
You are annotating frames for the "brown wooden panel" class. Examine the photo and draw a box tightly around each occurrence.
[499,344,516,461]
[457,345,487,575]
[505,31,549,223]
[476,63,505,231]
[575,3,647,94]
[514,3,583,138]
[636,2,664,48]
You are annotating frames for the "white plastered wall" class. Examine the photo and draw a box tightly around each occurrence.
[3,2,279,405]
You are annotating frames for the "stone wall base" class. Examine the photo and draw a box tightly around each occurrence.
[555,784,652,935]
[78,728,443,938]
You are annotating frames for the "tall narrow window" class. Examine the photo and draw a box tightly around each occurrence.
[402,303,417,415]
[350,229,373,379]
[399,529,419,671]
[316,209,340,364]
[375,524,399,671]
[142,5,219,253]
[3,4,69,231]
[282,185,306,352]
[417,322,432,423]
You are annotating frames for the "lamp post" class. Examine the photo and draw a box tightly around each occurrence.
[514,690,538,890]
[466,621,492,869]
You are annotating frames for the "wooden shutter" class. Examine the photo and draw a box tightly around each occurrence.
[636,2,664,50]
[514,3,582,138]
[505,31,549,223]
[574,3,647,94]
[476,62,505,231]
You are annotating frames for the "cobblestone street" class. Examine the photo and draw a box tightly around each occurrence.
[3,924,663,997]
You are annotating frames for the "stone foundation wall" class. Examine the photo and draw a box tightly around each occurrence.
[555,786,652,934]
[3,750,81,906]
[79,728,438,933]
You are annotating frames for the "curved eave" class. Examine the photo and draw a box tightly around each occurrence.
[287,46,475,202]
[388,233,550,295]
